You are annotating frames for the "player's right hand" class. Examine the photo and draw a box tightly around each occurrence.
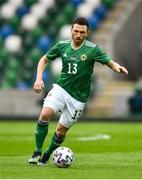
[33,79,44,94]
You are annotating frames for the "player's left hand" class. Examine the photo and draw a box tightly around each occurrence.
[118,66,128,74]
[107,60,128,75]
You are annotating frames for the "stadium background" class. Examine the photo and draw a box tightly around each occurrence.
[1,0,142,179]
[0,0,142,120]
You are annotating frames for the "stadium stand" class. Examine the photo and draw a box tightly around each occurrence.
[0,0,116,89]
[0,0,138,118]
[86,0,142,118]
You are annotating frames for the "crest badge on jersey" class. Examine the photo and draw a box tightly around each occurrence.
[80,54,87,61]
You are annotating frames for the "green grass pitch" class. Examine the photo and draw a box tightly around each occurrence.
[0,120,142,179]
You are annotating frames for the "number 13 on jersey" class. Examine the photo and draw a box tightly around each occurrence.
[67,63,78,74]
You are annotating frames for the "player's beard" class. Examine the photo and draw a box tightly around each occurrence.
[73,37,84,47]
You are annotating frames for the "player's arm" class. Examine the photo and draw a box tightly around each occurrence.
[34,55,48,94]
[107,60,128,74]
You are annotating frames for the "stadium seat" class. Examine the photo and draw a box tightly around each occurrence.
[51,58,62,81]
[21,14,39,31]
[30,3,47,20]
[59,25,71,40]
[0,16,4,26]
[88,15,100,30]
[5,35,22,53]
[25,0,37,7]
[23,34,34,51]
[0,38,3,48]
[101,0,115,9]
[7,57,20,71]
[8,16,20,30]
[0,24,14,39]
[0,61,4,77]
[55,0,67,7]
[47,25,58,40]
[63,4,75,21]
[70,0,83,7]
[40,16,51,29]
[8,0,24,8]
[54,15,67,30]
[4,69,18,86]
[16,81,29,90]
[15,49,25,61]
[0,0,5,5]
[16,5,30,17]
[1,81,13,89]
[24,58,34,71]
[39,0,55,9]
[42,70,51,85]
[48,6,59,17]
[22,69,34,86]
[31,27,43,41]
[77,3,94,19]
[37,35,52,52]
[1,3,16,19]
[94,4,108,20]
[85,0,101,9]
[29,48,42,64]
[0,48,9,62]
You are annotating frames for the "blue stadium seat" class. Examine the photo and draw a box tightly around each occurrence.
[16,81,29,90]
[88,15,100,30]
[94,4,108,20]
[16,5,30,17]
[70,0,83,7]
[0,25,14,39]
[37,35,52,52]
[42,70,51,86]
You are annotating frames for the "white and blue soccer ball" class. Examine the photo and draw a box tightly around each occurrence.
[52,147,74,168]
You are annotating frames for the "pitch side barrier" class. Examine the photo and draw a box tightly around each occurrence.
[0,115,142,122]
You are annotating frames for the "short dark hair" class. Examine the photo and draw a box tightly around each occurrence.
[72,17,89,30]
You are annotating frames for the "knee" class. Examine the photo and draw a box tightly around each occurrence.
[40,108,53,121]
[40,112,50,121]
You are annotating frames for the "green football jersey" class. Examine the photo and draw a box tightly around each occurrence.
[46,40,111,102]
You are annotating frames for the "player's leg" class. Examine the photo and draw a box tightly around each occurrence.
[38,122,69,165]
[38,92,85,165]
[35,107,53,152]
[28,107,54,164]
[29,84,65,164]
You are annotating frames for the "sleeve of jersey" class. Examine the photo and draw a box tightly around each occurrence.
[95,45,111,64]
[45,42,61,61]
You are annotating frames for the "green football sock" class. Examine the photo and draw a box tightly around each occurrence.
[35,120,49,153]
[44,133,65,160]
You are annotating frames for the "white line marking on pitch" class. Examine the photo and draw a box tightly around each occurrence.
[77,134,111,141]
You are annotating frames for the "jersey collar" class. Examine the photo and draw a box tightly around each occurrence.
[71,40,85,50]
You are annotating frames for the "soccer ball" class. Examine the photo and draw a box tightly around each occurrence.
[52,147,74,168]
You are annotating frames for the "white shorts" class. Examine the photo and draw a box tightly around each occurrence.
[43,84,85,128]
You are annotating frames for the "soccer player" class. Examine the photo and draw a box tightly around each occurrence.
[28,17,128,165]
